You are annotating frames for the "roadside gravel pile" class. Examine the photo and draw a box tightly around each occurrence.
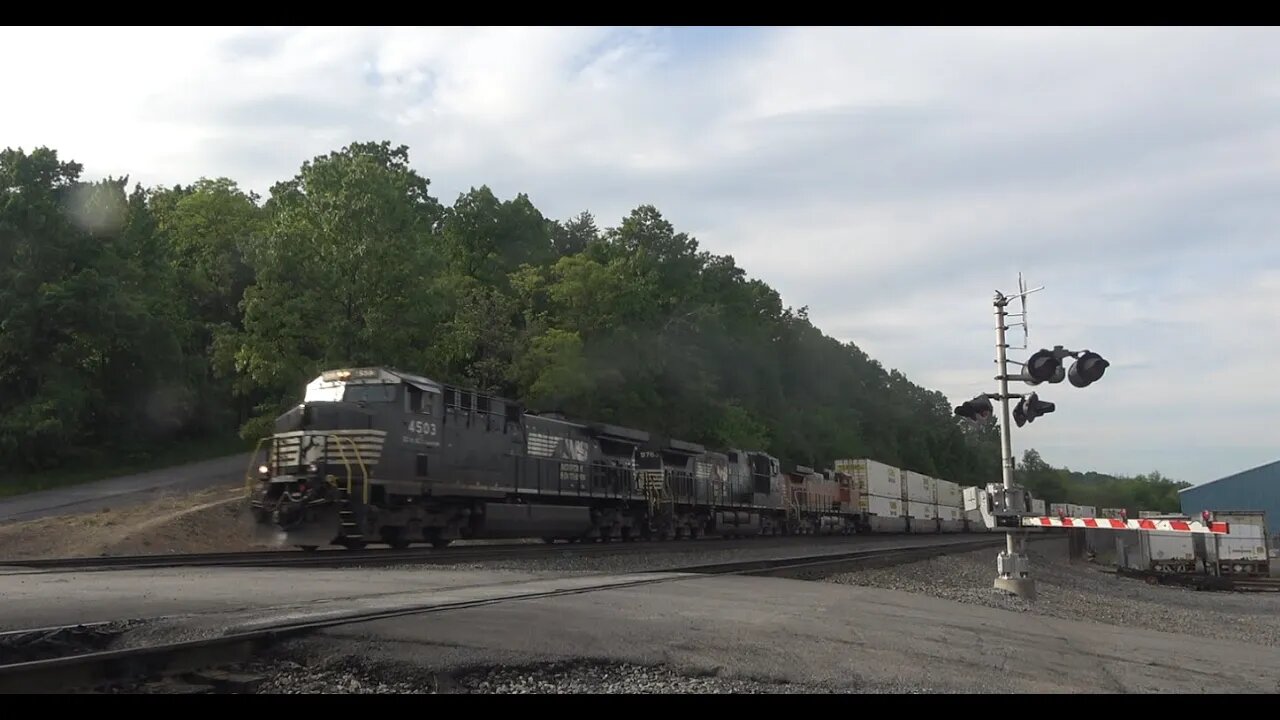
[250,656,922,693]
[453,660,837,693]
[255,659,434,694]
[827,539,1280,647]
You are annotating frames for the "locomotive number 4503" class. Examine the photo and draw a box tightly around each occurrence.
[408,420,438,436]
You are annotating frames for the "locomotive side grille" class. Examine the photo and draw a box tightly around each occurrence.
[638,469,666,491]
[527,432,558,458]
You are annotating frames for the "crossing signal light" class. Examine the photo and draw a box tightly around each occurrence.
[1024,349,1065,385]
[1068,351,1109,388]
[1013,392,1055,427]
[954,395,994,422]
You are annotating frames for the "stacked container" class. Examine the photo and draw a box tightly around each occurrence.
[934,478,965,532]
[902,471,937,533]
[834,459,907,533]
[962,486,994,531]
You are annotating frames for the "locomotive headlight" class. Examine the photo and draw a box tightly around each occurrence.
[307,462,319,473]
[258,464,270,475]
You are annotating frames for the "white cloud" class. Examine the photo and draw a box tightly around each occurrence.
[1,25,1277,484]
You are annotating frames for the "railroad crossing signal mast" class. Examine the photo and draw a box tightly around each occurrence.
[954,274,1111,600]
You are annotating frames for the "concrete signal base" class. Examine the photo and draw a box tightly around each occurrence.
[995,547,1037,600]
[994,575,1037,600]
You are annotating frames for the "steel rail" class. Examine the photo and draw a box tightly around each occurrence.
[0,532,1005,573]
[0,536,1006,694]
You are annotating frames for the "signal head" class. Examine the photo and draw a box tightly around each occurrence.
[1013,392,1056,427]
[1024,349,1064,385]
[1068,351,1109,388]
[954,395,994,423]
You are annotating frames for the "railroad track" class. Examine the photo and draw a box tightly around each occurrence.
[0,536,1003,694]
[0,532,1010,573]
[1112,566,1280,592]
[1226,577,1280,592]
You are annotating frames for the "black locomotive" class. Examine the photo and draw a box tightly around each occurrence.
[248,367,971,549]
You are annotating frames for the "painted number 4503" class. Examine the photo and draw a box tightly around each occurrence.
[409,420,437,436]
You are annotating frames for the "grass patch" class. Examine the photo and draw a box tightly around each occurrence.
[0,434,253,500]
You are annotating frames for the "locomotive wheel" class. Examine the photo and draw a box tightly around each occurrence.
[297,545,318,552]
[431,538,452,549]
[382,528,411,549]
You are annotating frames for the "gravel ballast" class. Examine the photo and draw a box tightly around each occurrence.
[247,656,936,694]
[827,537,1280,647]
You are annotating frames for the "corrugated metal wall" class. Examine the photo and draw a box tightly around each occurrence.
[1179,459,1280,543]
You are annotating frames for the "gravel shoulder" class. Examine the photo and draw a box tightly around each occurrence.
[246,656,852,694]
[827,536,1280,647]
[0,482,279,561]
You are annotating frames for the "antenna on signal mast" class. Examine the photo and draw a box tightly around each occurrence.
[1004,272,1038,350]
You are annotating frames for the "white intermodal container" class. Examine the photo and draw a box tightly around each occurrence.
[1050,502,1071,516]
[934,479,963,508]
[1075,505,1097,518]
[1118,531,1197,574]
[962,486,982,512]
[965,507,990,530]
[1144,532,1196,569]
[905,501,936,519]
[902,471,934,503]
[1212,511,1267,539]
[835,458,901,500]
[865,493,905,518]
[1030,498,1046,516]
[1216,537,1269,562]
[1209,511,1271,574]
[937,505,963,521]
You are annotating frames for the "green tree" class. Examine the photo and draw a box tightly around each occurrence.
[231,141,444,429]
[0,148,183,469]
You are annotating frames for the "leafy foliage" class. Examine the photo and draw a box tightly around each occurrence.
[0,140,1175,504]
[1016,449,1192,513]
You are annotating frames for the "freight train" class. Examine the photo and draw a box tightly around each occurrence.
[247,367,998,550]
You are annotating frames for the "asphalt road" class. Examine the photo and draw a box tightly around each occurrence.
[0,453,253,524]
[0,535,992,630]
[307,572,1280,693]
[4,549,1275,693]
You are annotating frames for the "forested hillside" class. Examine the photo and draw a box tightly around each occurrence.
[0,140,1169,508]
[1015,450,1191,513]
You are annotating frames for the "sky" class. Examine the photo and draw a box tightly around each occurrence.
[2,26,1277,486]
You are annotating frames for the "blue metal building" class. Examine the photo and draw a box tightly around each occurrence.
[1179,458,1280,540]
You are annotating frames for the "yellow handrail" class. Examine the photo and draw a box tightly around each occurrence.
[328,434,371,505]
[330,436,353,495]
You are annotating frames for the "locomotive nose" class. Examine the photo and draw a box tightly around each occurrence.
[274,402,374,432]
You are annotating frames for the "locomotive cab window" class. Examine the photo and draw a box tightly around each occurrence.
[342,383,397,404]
[406,386,436,415]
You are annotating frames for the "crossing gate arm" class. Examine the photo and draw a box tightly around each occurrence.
[1021,516,1230,534]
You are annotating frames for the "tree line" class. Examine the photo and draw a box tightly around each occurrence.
[0,140,1180,511]
[1015,450,1191,514]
